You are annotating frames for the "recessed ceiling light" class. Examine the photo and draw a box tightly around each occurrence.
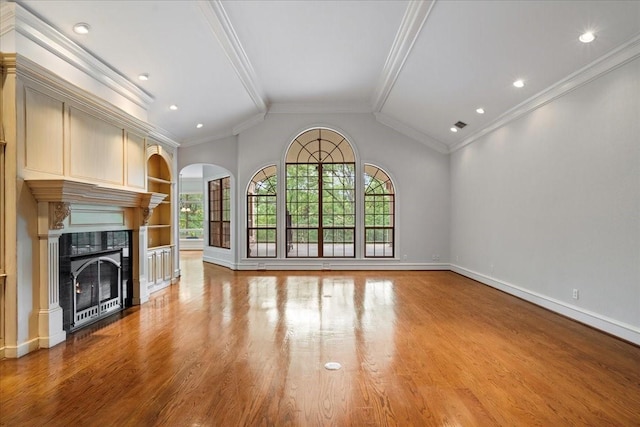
[138,73,149,81]
[450,127,458,133]
[169,105,178,111]
[513,79,525,88]
[73,23,90,35]
[579,31,596,43]
[476,108,485,114]
[196,123,204,129]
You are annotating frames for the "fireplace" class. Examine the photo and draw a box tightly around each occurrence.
[71,250,122,330]
[59,231,132,332]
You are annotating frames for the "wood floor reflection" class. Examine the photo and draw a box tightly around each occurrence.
[2,251,639,426]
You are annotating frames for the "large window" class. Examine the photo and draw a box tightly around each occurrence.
[209,177,231,249]
[179,193,204,239]
[247,166,277,258]
[364,165,395,257]
[286,128,355,257]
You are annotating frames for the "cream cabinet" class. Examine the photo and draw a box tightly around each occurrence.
[147,246,174,292]
[146,145,175,293]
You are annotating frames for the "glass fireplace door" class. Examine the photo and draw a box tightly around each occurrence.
[71,251,122,330]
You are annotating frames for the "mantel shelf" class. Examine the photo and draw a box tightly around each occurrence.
[25,179,167,210]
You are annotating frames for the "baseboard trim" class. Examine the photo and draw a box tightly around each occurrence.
[229,260,449,271]
[39,330,67,349]
[451,264,640,346]
[202,255,237,270]
[148,280,172,295]
[3,338,40,358]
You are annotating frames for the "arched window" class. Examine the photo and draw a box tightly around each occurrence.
[285,128,355,257]
[247,165,277,258]
[364,164,395,257]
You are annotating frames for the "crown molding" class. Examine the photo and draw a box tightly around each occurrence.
[14,53,179,149]
[179,112,268,147]
[7,2,154,109]
[451,33,640,153]
[374,112,449,154]
[0,1,16,39]
[232,112,265,135]
[147,126,181,150]
[198,0,268,113]
[180,130,235,148]
[371,0,435,112]
[269,102,372,114]
[14,54,154,136]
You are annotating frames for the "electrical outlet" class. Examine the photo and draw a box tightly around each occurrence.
[432,254,440,261]
[403,254,407,260]
[572,289,579,300]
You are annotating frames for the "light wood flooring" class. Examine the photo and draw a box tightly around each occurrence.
[1,251,639,426]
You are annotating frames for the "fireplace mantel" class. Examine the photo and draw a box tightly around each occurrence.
[25,178,166,349]
[25,179,166,210]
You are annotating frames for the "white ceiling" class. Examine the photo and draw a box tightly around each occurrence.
[14,0,640,150]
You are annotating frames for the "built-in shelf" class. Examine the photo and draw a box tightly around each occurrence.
[146,151,173,254]
[147,176,171,185]
[148,244,172,250]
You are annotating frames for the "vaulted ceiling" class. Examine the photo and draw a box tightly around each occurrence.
[13,0,640,152]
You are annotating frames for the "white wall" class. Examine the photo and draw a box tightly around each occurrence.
[178,112,451,270]
[202,164,236,269]
[236,112,450,269]
[178,136,238,176]
[450,57,640,344]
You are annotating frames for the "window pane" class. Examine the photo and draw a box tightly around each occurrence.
[209,177,231,249]
[286,129,356,258]
[180,192,203,239]
[248,166,277,258]
[364,165,395,258]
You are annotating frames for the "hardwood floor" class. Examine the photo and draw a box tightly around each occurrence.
[1,251,639,426]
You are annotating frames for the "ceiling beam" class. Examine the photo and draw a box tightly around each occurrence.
[198,0,268,113]
[371,0,436,112]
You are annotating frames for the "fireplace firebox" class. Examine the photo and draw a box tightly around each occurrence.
[71,250,122,330]
[59,231,132,332]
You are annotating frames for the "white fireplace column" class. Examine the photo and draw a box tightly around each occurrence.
[132,217,149,305]
[37,201,68,348]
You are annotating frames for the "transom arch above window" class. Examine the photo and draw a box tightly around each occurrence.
[286,128,356,164]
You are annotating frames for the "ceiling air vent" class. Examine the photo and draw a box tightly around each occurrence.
[454,121,467,129]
